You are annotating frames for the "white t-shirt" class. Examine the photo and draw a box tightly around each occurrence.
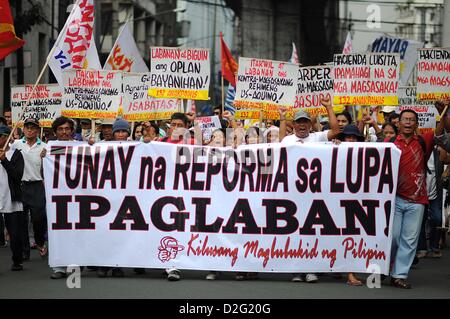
[11,138,46,182]
[0,149,23,213]
[281,130,329,144]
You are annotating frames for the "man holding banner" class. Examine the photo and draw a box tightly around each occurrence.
[11,118,48,259]
[388,100,449,289]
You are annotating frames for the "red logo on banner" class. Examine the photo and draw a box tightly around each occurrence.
[158,237,185,262]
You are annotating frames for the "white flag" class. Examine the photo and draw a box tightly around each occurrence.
[342,32,353,54]
[83,40,101,70]
[103,21,149,72]
[48,0,95,85]
[289,42,299,64]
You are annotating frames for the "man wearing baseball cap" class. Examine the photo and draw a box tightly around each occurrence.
[278,97,340,283]
[10,117,48,259]
[0,125,26,271]
[279,97,340,144]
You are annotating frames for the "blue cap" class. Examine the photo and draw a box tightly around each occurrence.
[112,118,130,135]
[337,124,364,142]
[0,125,11,136]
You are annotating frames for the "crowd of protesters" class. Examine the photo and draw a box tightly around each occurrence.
[1,96,450,289]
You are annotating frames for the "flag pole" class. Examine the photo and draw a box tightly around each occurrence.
[221,76,225,114]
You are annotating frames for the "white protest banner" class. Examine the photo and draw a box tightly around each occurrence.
[48,0,94,86]
[234,57,298,120]
[194,116,222,142]
[416,48,450,101]
[61,69,122,119]
[104,22,149,73]
[148,47,210,100]
[10,84,62,127]
[44,141,400,274]
[294,65,333,117]
[371,35,424,85]
[122,73,180,121]
[398,86,438,134]
[333,53,400,106]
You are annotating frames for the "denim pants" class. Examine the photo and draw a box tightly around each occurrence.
[390,196,425,279]
[417,198,442,252]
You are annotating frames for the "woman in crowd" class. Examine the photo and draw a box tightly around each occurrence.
[132,122,144,141]
[336,125,366,286]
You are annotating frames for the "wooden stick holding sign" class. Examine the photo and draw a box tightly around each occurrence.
[3,46,57,150]
[130,121,135,140]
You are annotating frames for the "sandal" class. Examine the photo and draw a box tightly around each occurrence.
[390,278,411,289]
[346,279,363,286]
[38,245,48,258]
[346,273,363,286]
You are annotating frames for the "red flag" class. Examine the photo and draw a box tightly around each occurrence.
[0,0,25,61]
[220,32,238,87]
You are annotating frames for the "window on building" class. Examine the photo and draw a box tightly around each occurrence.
[100,3,113,36]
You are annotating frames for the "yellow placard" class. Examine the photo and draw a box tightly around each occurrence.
[417,92,450,101]
[148,88,209,101]
[333,95,398,106]
[61,110,118,119]
[122,111,177,122]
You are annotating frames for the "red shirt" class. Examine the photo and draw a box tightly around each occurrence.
[386,132,434,204]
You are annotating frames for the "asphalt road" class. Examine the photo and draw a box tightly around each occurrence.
[0,240,450,299]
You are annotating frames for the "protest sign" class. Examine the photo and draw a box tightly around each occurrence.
[416,48,450,101]
[122,73,180,121]
[194,116,222,142]
[371,35,423,85]
[61,69,122,119]
[234,57,298,120]
[11,84,62,127]
[398,86,438,134]
[148,47,210,100]
[294,65,333,117]
[333,53,400,106]
[44,141,400,274]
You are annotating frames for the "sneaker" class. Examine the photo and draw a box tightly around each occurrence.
[51,271,67,279]
[11,264,23,271]
[305,273,319,283]
[167,269,181,281]
[291,274,304,282]
[206,272,217,280]
[0,241,7,248]
[112,268,125,278]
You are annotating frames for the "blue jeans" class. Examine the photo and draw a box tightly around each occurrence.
[390,196,425,279]
[418,198,443,252]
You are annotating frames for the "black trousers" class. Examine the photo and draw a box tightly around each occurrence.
[22,182,47,247]
[4,212,26,265]
[0,213,5,245]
